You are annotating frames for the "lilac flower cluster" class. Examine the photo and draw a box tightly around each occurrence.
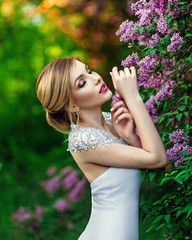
[155,16,168,34]
[145,80,176,121]
[137,54,158,88]
[112,91,122,104]
[167,32,183,52]
[68,176,87,202]
[115,0,187,90]
[62,170,79,190]
[54,199,70,212]
[167,129,192,166]
[11,207,32,222]
[148,33,160,48]
[121,52,140,67]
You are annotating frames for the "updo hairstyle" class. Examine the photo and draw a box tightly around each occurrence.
[36,57,80,134]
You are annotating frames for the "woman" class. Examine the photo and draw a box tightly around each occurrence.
[36,57,169,240]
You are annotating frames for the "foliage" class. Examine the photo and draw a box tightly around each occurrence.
[10,165,89,240]
[116,0,192,239]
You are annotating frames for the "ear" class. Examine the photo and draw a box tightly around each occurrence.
[65,105,79,113]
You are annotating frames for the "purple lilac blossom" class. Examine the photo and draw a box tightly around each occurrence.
[156,16,168,34]
[68,176,87,202]
[62,170,79,190]
[42,176,61,194]
[121,52,140,67]
[167,143,192,167]
[46,166,57,176]
[116,20,140,42]
[60,166,72,176]
[167,32,183,52]
[11,207,32,222]
[112,91,122,104]
[136,8,152,27]
[54,199,70,212]
[167,129,192,166]
[137,54,158,88]
[148,33,160,48]
[169,129,189,144]
[145,80,175,122]
[35,205,46,220]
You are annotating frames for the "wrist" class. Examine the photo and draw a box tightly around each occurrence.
[124,94,142,106]
[122,132,142,148]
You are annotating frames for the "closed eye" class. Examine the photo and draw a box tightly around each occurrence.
[78,80,86,88]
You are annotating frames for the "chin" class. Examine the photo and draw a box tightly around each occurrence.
[102,90,113,104]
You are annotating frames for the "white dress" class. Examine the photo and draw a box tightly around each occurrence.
[67,112,143,240]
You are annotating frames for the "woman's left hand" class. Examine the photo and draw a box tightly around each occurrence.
[111,100,135,141]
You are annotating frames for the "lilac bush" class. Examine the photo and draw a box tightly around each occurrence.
[116,0,192,238]
[115,0,192,166]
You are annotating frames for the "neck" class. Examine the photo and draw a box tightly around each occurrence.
[78,107,109,130]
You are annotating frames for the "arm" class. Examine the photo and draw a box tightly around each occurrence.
[110,66,169,166]
[124,133,142,148]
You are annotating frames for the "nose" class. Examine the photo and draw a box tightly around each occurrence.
[93,74,101,85]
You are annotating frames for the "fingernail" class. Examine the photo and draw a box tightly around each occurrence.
[109,72,112,75]
[115,120,118,124]
[110,107,114,111]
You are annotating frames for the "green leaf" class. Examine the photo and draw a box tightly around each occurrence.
[140,170,147,180]
[183,112,189,118]
[183,156,192,161]
[130,29,139,34]
[176,210,184,219]
[149,172,156,181]
[165,118,172,127]
[178,105,186,111]
[164,214,170,223]
[179,149,188,157]
[149,49,155,57]
[174,176,183,184]
[152,215,164,224]
[176,113,182,121]
[186,208,192,218]
[175,198,184,205]
[144,27,150,34]
[178,1,187,5]
[160,177,171,185]
[139,27,144,34]
[145,224,156,233]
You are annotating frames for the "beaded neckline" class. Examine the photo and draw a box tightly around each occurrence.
[71,122,122,142]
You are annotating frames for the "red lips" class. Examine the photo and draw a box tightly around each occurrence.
[99,83,106,93]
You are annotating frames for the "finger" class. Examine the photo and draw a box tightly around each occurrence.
[116,113,132,123]
[124,67,130,76]
[119,70,125,77]
[114,108,129,120]
[130,66,136,77]
[110,100,124,111]
[112,66,119,79]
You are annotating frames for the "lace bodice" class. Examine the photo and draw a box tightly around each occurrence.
[67,112,128,152]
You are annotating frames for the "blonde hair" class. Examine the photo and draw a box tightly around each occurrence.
[36,57,80,134]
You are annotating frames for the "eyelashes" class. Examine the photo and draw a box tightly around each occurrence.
[79,81,86,88]
[89,68,94,73]
[78,68,94,88]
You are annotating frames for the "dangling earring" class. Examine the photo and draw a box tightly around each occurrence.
[76,107,80,125]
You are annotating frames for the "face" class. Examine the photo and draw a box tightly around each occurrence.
[69,60,112,110]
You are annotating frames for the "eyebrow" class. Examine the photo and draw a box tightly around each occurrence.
[74,64,87,87]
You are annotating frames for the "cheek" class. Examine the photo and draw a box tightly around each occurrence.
[74,89,97,107]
